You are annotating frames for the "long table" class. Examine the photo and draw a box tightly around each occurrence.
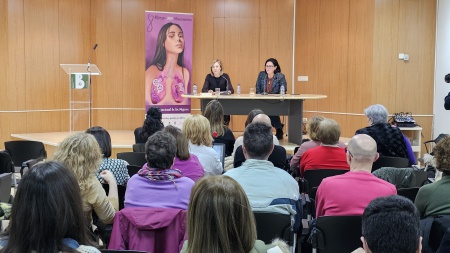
[183,93,327,145]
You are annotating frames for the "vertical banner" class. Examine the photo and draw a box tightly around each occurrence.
[145,11,193,127]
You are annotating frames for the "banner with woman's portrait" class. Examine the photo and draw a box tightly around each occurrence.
[145,11,193,127]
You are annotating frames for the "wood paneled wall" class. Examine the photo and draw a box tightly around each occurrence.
[295,0,436,150]
[0,0,436,154]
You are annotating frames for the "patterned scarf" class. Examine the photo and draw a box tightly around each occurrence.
[138,164,183,188]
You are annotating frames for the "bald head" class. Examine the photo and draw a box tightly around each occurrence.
[252,114,271,127]
[348,134,378,163]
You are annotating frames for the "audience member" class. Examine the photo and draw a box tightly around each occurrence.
[203,100,235,156]
[183,114,222,175]
[134,106,164,144]
[352,195,421,253]
[290,116,345,172]
[125,131,194,209]
[52,133,118,225]
[181,175,289,253]
[0,161,100,253]
[355,104,415,165]
[415,136,450,218]
[315,134,396,217]
[299,118,349,177]
[233,109,279,156]
[225,122,302,232]
[86,126,130,186]
[164,125,204,182]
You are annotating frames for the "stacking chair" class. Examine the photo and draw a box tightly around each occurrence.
[117,152,146,167]
[0,173,12,203]
[311,216,362,253]
[0,151,16,188]
[253,212,294,248]
[412,169,429,187]
[132,144,145,152]
[127,165,141,177]
[4,141,47,171]
[371,156,409,172]
[397,187,420,202]
[102,184,127,210]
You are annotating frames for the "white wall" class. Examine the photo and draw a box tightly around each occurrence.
[433,0,450,137]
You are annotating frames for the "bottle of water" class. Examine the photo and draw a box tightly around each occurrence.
[192,83,197,95]
[237,84,241,95]
[280,85,285,97]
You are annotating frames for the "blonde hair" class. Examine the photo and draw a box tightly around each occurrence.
[307,116,325,141]
[210,59,223,76]
[51,132,101,192]
[186,175,256,253]
[183,114,213,147]
[203,100,226,137]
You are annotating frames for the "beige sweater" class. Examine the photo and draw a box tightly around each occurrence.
[81,176,118,225]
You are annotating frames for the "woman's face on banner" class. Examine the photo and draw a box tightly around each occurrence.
[164,25,184,54]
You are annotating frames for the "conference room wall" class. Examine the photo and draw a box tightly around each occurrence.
[295,0,436,145]
[0,0,295,146]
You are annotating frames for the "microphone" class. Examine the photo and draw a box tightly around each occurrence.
[87,43,98,71]
[262,73,268,95]
[221,75,230,94]
[445,73,450,83]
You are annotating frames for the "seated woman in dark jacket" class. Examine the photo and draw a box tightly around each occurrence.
[203,100,235,157]
[355,104,415,165]
[134,106,164,144]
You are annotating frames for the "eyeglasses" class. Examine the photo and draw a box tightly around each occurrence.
[345,148,353,157]
[265,65,275,68]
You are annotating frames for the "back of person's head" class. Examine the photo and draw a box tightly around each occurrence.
[251,113,271,127]
[307,116,325,141]
[86,126,112,158]
[316,118,341,145]
[347,134,378,167]
[364,104,389,124]
[203,100,225,136]
[182,114,213,147]
[432,136,450,174]
[164,125,190,161]
[145,130,177,170]
[243,122,273,160]
[245,109,264,127]
[2,161,92,253]
[141,106,164,141]
[186,175,256,253]
[362,195,421,253]
[51,132,101,192]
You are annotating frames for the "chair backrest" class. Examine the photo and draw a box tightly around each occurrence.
[412,169,429,187]
[117,152,146,167]
[314,215,362,253]
[127,165,141,177]
[253,212,294,246]
[371,156,409,172]
[102,184,126,210]
[0,173,12,203]
[4,141,47,167]
[234,145,288,170]
[132,144,145,152]
[0,151,15,173]
[397,187,420,202]
[303,169,348,193]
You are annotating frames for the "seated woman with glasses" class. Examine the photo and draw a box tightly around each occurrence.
[255,58,287,140]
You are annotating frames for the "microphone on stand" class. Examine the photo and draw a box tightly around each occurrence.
[222,75,230,94]
[87,43,98,72]
[262,73,268,95]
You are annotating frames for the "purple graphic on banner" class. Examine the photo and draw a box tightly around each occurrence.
[145,11,193,114]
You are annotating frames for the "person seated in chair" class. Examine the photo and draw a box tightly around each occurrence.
[355,104,415,165]
[315,134,396,217]
[352,195,422,253]
[225,122,302,232]
[299,118,350,177]
[125,131,194,209]
[415,136,450,218]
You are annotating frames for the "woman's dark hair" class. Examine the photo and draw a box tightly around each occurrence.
[164,125,190,160]
[141,106,164,142]
[145,131,177,170]
[86,126,112,158]
[265,58,281,74]
[150,22,185,71]
[245,109,264,127]
[2,161,94,253]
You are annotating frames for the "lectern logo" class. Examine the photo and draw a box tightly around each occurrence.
[70,74,88,89]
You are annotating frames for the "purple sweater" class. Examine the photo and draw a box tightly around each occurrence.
[172,155,205,182]
[124,174,194,210]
